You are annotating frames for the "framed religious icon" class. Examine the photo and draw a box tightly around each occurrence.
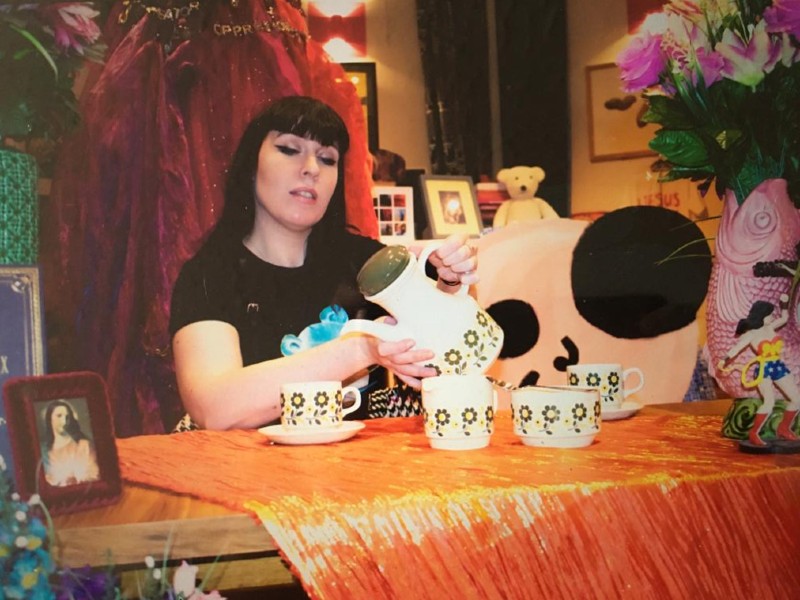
[3,371,121,515]
[420,175,482,238]
[372,185,415,244]
[585,63,658,162]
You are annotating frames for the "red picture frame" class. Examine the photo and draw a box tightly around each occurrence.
[3,371,121,515]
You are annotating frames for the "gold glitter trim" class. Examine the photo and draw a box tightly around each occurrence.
[118,0,202,24]
[213,7,306,39]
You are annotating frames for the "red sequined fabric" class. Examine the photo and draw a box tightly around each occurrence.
[42,0,377,436]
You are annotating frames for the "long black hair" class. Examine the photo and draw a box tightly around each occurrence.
[209,95,351,254]
[44,400,89,449]
[735,301,774,336]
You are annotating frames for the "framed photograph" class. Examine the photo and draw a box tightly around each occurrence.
[3,371,121,514]
[586,63,658,162]
[0,266,46,487]
[372,186,415,244]
[420,175,482,238]
[341,62,379,152]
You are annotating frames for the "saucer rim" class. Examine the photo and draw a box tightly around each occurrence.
[602,400,643,421]
[258,421,365,445]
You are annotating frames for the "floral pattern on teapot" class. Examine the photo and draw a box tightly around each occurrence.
[424,310,503,375]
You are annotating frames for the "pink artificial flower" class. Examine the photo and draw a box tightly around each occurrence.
[172,561,226,600]
[693,46,724,86]
[38,2,101,55]
[172,561,199,597]
[778,32,800,66]
[617,31,666,93]
[716,20,781,87]
[665,0,705,23]
[764,0,800,39]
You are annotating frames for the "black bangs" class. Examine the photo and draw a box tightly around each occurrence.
[270,97,350,153]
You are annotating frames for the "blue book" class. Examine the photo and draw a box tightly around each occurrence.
[0,266,46,486]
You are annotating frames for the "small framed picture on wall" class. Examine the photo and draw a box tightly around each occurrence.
[585,63,658,162]
[372,186,415,244]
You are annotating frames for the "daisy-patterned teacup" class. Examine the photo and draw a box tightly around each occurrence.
[511,385,601,448]
[566,363,644,409]
[280,381,361,430]
[421,374,497,451]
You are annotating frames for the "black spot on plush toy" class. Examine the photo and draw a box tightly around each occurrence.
[473,206,711,405]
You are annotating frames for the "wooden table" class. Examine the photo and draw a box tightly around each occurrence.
[51,400,799,597]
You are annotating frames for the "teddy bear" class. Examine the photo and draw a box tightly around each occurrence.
[493,165,559,228]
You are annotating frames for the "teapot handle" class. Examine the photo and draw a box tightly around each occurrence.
[417,242,469,296]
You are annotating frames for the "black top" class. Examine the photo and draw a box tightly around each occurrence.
[169,233,385,365]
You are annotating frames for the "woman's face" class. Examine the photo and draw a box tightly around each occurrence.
[51,405,69,435]
[253,131,340,235]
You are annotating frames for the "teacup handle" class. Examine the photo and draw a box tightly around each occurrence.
[418,243,469,296]
[341,386,362,416]
[622,367,644,398]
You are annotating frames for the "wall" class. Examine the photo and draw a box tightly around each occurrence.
[365,0,646,214]
[566,0,654,215]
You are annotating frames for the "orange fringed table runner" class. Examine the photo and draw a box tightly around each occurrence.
[117,412,800,599]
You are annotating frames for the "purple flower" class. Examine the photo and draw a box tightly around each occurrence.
[37,3,101,55]
[617,31,665,92]
[55,566,118,600]
[693,46,724,86]
[765,0,800,39]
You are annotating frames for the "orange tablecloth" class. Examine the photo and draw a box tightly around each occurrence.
[118,411,800,599]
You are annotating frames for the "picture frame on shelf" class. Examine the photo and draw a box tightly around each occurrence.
[419,175,482,238]
[372,186,415,244]
[340,62,379,152]
[585,62,658,162]
[0,266,46,486]
[3,371,122,515]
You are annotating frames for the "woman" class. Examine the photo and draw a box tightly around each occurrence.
[718,294,800,447]
[43,0,375,435]
[42,400,100,487]
[170,96,478,430]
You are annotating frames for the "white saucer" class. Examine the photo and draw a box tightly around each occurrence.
[602,401,643,421]
[258,421,365,446]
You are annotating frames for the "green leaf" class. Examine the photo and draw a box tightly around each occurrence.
[657,165,714,183]
[8,24,58,78]
[715,129,743,150]
[642,95,694,129]
[649,129,710,167]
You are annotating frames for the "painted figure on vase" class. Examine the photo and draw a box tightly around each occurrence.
[718,294,800,451]
[705,179,800,399]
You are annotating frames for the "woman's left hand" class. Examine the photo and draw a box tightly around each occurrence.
[426,233,479,287]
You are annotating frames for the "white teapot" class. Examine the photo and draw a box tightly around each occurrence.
[340,243,504,375]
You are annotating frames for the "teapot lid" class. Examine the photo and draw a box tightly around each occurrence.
[357,245,411,296]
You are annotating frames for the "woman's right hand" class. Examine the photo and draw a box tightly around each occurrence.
[364,318,438,388]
